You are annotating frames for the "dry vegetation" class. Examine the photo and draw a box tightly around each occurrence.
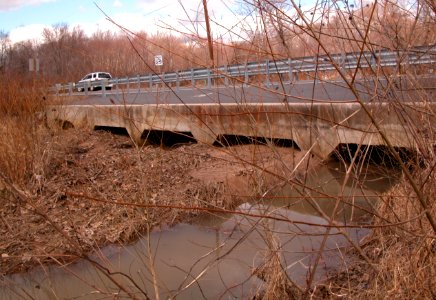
[0,0,435,299]
[0,97,309,275]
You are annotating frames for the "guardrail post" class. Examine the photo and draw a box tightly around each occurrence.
[244,64,249,86]
[102,79,107,98]
[224,65,229,87]
[265,59,271,88]
[404,50,411,68]
[68,83,73,96]
[176,70,180,91]
[340,52,346,72]
[288,59,293,83]
[314,57,320,82]
[55,84,61,95]
[148,74,152,89]
[191,68,195,87]
[137,75,140,92]
[370,53,377,69]
[207,69,212,89]
[85,81,89,96]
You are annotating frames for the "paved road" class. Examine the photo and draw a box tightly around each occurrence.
[67,77,434,106]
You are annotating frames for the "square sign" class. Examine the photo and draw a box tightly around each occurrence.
[154,55,163,66]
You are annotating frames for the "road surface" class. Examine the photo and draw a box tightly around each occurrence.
[65,77,433,106]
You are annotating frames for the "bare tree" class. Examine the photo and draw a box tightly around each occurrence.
[0,30,10,73]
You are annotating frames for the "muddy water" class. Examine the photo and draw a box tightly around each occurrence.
[1,162,398,299]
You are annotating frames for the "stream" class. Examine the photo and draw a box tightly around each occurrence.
[1,161,398,299]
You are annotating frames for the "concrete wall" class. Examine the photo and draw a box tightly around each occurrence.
[46,102,436,160]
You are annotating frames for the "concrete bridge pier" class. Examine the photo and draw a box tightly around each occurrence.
[187,105,219,145]
[190,126,217,145]
[293,129,340,160]
[125,122,145,146]
[46,101,436,161]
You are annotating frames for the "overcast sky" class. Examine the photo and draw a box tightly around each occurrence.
[0,0,331,44]
[0,0,266,43]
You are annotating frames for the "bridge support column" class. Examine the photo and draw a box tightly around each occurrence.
[311,138,339,160]
[191,126,217,145]
[293,128,339,160]
[126,123,145,146]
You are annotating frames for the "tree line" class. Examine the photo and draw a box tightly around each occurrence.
[0,0,434,85]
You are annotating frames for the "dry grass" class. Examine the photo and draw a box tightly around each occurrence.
[1,0,435,297]
[1,87,434,298]
[312,162,435,299]
[253,221,303,300]
[361,172,434,299]
[0,96,294,275]
[1,73,434,299]
[2,94,433,300]
[0,76,48,185]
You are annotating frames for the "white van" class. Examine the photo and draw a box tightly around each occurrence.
[76,72,113,92]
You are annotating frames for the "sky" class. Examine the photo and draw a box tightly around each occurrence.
[0,0,258,44]
[0,0,332,44]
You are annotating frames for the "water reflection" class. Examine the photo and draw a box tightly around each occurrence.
[262,161,398,222]
[1,161,398,299]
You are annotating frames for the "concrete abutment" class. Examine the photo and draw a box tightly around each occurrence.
[46,103,436,160]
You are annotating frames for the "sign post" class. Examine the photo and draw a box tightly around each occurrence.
[154,55,163,87]
[29,58,39,72]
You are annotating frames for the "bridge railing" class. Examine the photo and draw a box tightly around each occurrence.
[53,45,436,96]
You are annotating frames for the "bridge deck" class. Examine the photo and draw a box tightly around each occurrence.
[46,98,436,160]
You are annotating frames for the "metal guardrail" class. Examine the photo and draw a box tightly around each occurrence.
[54,45,436,96]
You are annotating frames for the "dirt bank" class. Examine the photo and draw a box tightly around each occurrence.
[0,128,316,275]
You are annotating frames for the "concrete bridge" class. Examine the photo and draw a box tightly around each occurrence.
[47,77,436,160]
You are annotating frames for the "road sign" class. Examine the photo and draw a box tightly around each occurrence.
[29,58,39,72]
[154,55,163,66]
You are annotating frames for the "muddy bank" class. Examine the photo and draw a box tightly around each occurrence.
[0,128,316,275]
